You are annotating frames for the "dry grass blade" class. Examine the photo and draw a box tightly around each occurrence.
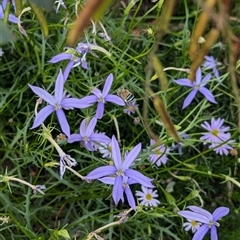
[149,89,181,142]
[67,0,108,46]
[189,0,217,59]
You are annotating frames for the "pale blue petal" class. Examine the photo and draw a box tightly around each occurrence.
[111,135,122,169]
[63,61,74,81]
[8,14,18,23]
[210,226,218,240]
[112,176,123,204]
[102,73,113,97]
[195,67,202,84]
[187,206,213,219]
[61,98,92,109]
[68,134,83,143]
[199,87,217,103]
[86,117,97,136]
[2,0,7,9]
[174,78,193,87]
[201,73,211,86]
[182,89,197,109]
[178,210,210,224]
[48,53,72,63]
[80,95,98,104]
[56,109,70,137]
[91,133,110,143]
[125,169,154,188]
[28,84,56,105]
[81,60,88,69]
[86,166,116,179]
[54,69,64,102]
[122,143,142,170]
[105,94,125,106]
[91,88,102,98]
[98,177,115,185]
[192,225,209,240]
[125,187,136,210]
[96,102,104,119]
[30,105,54,129]
[212,207,230,221]
[80,119,87,136]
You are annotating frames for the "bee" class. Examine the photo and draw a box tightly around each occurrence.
[117,88,136,105]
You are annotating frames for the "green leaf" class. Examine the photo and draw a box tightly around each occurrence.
[28,0,54,11]
[0,20,16,44]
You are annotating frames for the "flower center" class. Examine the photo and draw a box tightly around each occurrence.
[211,129,219,136]
[98,96,105,103]
[54,103,62,110]
[116,169,124,176]
[83,136,89,143]
[208,220,220,228]
[145,193,153,201]
[191,220,198,227]
[71,54,79,62]
[154,149,162,155]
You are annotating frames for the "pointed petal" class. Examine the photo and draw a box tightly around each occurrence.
[48,53,72,63]
[8,14,18,23]
[81,60,88,69]
[111,135,122,169]
[195,67,202,84]
[63,61,74,81]
[201,73,212,86]
[28,84,55,105]
[174,78,193,87]
[192,225,209,240]
[125,169,154,188]
[178,210,211,224]
[122,143,142,170]
[105,94,125,106]
[102,73,113,97]
[86,117,97,136]
[91,133,110,143]
[199,87,217,104]
[212,207,230,221]
[98,177,115,185]
[187,206,213,219]
[86,166,116,179]
[61,98,92,109]
[91,88,102,98]
[182,89,197,109]
[68,134,82,143]
[54,69,64,102]
[30,105,54,129]
[56,109,70,137]
[125,187,136,210]
[210,226,218,240]
[80,95,98,104]
[80,118,87,136]
[112,176,123,204]
[96,102,104,119]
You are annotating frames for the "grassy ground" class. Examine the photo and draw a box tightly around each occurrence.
[0,0,240,239]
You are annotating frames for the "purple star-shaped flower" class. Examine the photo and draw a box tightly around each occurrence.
[99,176,137,210]
[174,67,217,109]
[178,205,230,240]
[28,69,90,137]
[80,73,125,119]
[85,135,154,208]
[68,117,110,151]
[203,56,220,81]
[0,0,18,23]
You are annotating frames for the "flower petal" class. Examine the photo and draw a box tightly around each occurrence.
[182,89,197,109]
[125,186,136,210]
[98,177,115,185]
[212,207,230,221]
[86,166,116,179]
[105,94,125,106]
[63,60,75,81]
[30,105,54,129]
[192,224,209,240]
[178,210,210,224]
[201,73,211,86]
[28,84,56,105]
[56,109,70,137]
[195,67,202,84]
[48,53,72,63]
[102,73,113,97]
[187,206,213,219]
[125,169,154,188]
[68,134,83,143]
[111,135,122,169]
[91,133,110,143]
[61,98,92,109]
[112,176,123,204]
[80,118,87,136]
[199,87,217,104]
[96,102,104,119]
[54,69,64,103]
[80,95,98,105]
[91,88,102,98]
[122,143,142,170]
[174,78,193,87]
[210,225,218,240]
[86,117,97,136]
